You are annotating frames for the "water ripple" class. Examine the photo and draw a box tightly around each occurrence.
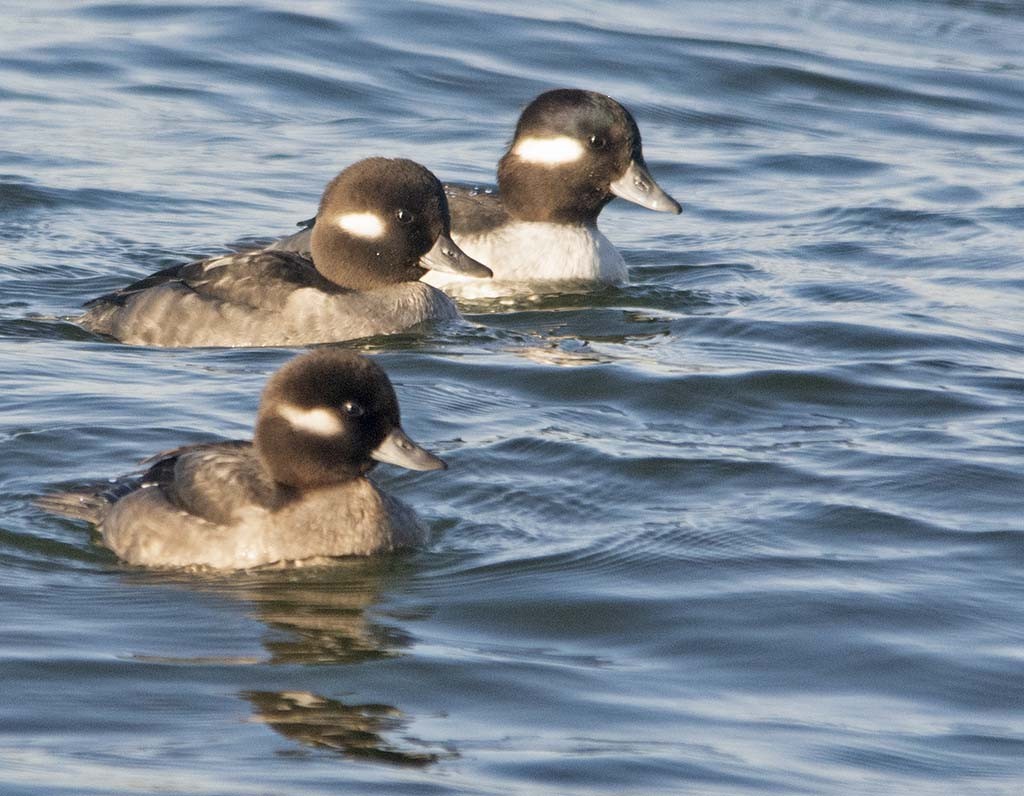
[3,0,1024,793]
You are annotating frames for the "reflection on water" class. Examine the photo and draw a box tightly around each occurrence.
[238,566,446,763]
[130,560,445,764]
[244,690,448,766]
[248,576,411,667]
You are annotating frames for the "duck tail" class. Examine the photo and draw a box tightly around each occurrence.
[35,490,111,524]
[35,472,145,524]
[37,463,153,526]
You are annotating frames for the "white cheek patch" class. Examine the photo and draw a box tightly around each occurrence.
[513,136,585,165]
[278,404,344,436]
[334,212,385,239]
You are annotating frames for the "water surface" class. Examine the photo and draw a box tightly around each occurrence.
[2,1,1023,793]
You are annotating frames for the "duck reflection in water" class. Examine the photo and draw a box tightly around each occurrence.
[248,565,412,667]
[244,690,448,766]
[138,560,451,765]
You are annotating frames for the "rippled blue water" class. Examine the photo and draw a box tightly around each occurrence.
[2,1,1024,793]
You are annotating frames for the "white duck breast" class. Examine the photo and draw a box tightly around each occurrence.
[422,221,627,298]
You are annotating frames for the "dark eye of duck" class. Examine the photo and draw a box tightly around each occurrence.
[395,208,415,225]
[342,400,364,418]
[588,134,608,150]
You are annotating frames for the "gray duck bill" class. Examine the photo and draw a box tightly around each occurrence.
[609,160,682,214]
[419,232,493,278]
[370,427,447,471]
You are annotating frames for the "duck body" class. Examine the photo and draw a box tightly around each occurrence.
[423,188,628,297]
[37,350,447,569]
[75,158,490,347]
[78,250,458,347]
[93,441,425,568]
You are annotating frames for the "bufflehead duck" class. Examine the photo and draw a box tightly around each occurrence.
[36,350,446,569]
[77,158,491,347]
[270,90,680,297]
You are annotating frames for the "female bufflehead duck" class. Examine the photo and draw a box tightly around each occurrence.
[77,158,491,347]
[271,90,680,296]
[37,350,446,569]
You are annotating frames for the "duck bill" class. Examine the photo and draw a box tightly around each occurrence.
[371,427,447,471]
[609,160,682,214]
[419,233,492,278]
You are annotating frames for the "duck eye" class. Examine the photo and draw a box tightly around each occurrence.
[588,134,607,150]
[395,208,415,224]
[342,401,364,418]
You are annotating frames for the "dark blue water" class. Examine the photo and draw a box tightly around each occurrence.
[3,1,1024,793]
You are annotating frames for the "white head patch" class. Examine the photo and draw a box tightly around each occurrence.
[278,404,344,436]
[334,212,385,239]
[512,136,585,166]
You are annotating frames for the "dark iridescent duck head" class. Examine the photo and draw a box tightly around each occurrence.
[497,89,681,225]
[255,349,445,490]
[310,157,492,290]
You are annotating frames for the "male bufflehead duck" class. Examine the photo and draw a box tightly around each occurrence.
[271,89,680,297]
[77,158,491,347]
[37,350,446,569]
